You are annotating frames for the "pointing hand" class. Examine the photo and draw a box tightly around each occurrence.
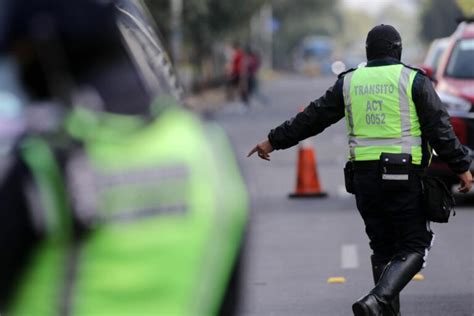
[247,139,274,161]
[458,170,473,193]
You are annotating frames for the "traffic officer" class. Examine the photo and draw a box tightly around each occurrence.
[248,24,473,316]
[1,0,248,315]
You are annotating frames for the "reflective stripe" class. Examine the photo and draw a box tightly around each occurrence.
[343,71,355,159]
[66,151,190,227]
[398,67,412,154]
[60,243,81,316]
[351,136,422,147]
[105,204,187,223]
[382,174,409,180]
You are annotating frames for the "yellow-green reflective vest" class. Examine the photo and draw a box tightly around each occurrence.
[342,64,422,164]
[9,104,248,316]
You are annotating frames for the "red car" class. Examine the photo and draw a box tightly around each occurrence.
[422,20,474,186]
[422,37,450,78]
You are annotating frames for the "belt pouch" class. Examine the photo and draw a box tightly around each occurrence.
[380,153,412,190]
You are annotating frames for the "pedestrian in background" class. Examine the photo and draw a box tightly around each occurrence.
[245,46,269,107]
[248,24,472,316]
[245,45,259,100]
[227,41,248,104]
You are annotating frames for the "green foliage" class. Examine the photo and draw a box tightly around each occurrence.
[456,0,474,15]
[146,0,264,57]
[271,0,337,67]
[207,0,264,36]
[144,0,337,77]
[420,0,463,42]
[272,0,333,18]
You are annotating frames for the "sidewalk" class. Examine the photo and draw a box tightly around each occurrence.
[184,69,282,113]
[184,87,227,113]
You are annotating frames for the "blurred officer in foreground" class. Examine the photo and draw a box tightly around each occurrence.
[248,24,472,315]
[0,0,248,315]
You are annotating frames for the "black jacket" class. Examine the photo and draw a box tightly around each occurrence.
[268,57,472,174]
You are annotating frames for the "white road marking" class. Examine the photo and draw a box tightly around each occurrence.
[341,244,359,269]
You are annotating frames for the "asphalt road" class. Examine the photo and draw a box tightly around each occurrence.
[212,74,474,316]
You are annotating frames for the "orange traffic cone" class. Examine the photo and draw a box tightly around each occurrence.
[289,137,327,198]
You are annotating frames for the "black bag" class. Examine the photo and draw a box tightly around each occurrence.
[421,176,456,223]
[344,161,355,194]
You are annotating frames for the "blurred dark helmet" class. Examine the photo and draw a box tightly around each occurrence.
[1,0,175,115]
[365,24,402,61]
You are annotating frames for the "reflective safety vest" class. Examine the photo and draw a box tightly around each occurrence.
[342,64,422,164]
[9,102,248,316]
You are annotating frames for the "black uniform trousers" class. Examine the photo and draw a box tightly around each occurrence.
[353,167,434,265]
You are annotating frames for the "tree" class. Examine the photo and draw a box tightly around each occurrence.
[456,0,474,15]
[144,0,337,86]
[271,0,337,68]
[144,0,266,88]
[146,0,264,57]
[420,0,463,42]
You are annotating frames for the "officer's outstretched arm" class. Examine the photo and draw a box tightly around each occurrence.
[265,79,345,151]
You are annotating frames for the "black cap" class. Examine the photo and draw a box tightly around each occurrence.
[365,24,402,61]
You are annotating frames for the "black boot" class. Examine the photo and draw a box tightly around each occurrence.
[352,294,383,316]
[371,256,400,316]
[352,253,423,316]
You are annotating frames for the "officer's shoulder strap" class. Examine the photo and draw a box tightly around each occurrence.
[401,63,427,77]
[337,67,357,79]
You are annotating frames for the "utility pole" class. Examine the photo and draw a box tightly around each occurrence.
[170,0,183,64]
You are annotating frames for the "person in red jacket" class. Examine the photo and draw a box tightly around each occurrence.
[227,42,248,104]
[246,46,260,99]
